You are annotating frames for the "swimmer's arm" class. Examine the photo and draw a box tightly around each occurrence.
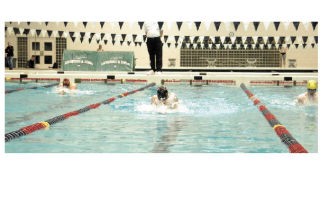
[70,84,77,90]
[151,96,157,105]
[296,94,305,105]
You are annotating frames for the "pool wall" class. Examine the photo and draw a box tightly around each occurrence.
[5,69,318,87]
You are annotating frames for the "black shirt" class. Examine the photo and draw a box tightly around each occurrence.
[5,45,14,57]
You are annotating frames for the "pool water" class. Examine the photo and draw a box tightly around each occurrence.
[5,82,318,153]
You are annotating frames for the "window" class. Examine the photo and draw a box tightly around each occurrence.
[44,55,52,64]
[32,55,40,64]
[44,42,52,51]
[32,42,40,50]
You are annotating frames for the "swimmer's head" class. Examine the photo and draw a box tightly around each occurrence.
[307,80,317,90]
[157,86,168,101]
[62,79,70,88]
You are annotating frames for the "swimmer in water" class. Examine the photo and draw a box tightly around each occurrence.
[296,80,318,105]
[58,78,77,95]
[151,86,179,109]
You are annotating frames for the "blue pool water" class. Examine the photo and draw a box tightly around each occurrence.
[5,82,318,153]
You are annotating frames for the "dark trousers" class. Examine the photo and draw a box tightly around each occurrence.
[147,37,162,71]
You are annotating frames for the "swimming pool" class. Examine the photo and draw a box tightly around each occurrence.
[5,82,318,153]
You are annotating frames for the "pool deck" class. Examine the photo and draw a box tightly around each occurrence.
[5,67,318,86]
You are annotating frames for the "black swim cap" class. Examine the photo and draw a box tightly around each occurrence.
[157,86,168,100]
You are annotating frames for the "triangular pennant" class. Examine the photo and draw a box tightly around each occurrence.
[175,43,179,48]
[88,38,92,44]
[167,43,171,48]
[100,22,105,29]
[80,32,85,38]
[104,40,108,45]
[120,41,124,46]
[291,36,296,44]
[35,29,41,36]
[231,36,236,44]
[295,44,299,48]
[174,36,179,43]
[243,22,250,32]
[23,29,30,35]
[90,33,95,39]
[5,26,7,32]
[138,42,142,47]
[194,22,201,31]
[138,22,144,30]
[121,34,126,41]
[58,31,64,37]
[311,44,315,48]
[13,27,20,35]
[112,40,116,45]
[279,36,285,44]
[268,37,274,44]
[193,36,199,43]
[252,36,258,44]
[143,35,147,42]
[293,22,300,31]
[176,22,183,31]
[47,30,52,37]
[274,22,280,31]
[233,22,240,31]
[69,32,74,38]
[45,22,49,26]
[225,22,232,31]
[64,22,68,27]
[164,35,168,43]
[119,22,124,29]
[214,22,221,31]
[96,39,100,44]
[311,22,318,30]
[253,22,260,31]
[83,22,88,28]
[263,22,270,31]
[283,22,290,30]
[314,36,318,44]
[132,34,137,42]
[111,34,116,40]
[302,36,308,43]
[287,44,291,49]
[158,22,164,30]
[71,37,76,42]
[80,37,84,43]
[100,33,105,40]
[235,37,242,44]
[302,44,307,48]
[127,41,131,46]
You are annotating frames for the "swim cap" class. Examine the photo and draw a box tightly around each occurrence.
[157,86,168,100]
[307,80,317,90]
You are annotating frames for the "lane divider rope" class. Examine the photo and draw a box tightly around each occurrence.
[5,83,59,94]
[240,83,308,153]
[5,83,155,142]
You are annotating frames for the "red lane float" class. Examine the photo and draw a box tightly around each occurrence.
[240,83,308,153]
[5,83,156,142]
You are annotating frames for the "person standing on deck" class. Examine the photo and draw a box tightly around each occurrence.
[145,22,163,75]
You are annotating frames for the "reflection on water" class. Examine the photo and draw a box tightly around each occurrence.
[152,117,188,153]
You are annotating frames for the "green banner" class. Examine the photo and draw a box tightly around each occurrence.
[97,51,135,71]
[62,50,135,71]
[62,50,97,71]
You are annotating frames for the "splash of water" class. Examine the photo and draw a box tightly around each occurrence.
[135,101,192,114]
